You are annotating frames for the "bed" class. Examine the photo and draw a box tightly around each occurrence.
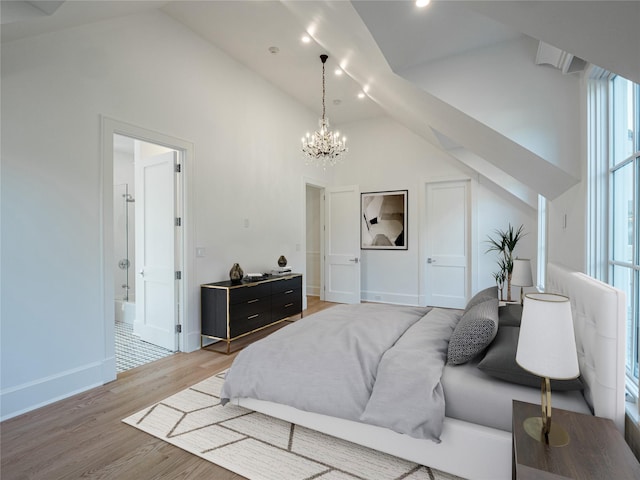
[220,263,626,479]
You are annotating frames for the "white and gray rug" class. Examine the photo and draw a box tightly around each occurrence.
[123,371,464,480]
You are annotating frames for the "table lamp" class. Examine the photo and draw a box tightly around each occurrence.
[511,258,533,305]
[516,293,579,447]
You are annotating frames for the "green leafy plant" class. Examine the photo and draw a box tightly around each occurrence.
[486,224,526,302]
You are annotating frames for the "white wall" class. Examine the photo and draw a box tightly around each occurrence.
[401,36,582,180]
[334,117,537,305]
[0,11,332,420]
[546,73,590,274]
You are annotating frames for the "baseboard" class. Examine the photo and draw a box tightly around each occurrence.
[361,291,420,306]
[306,285,321,296]
[0,361,105,421]
[185,331,203,352]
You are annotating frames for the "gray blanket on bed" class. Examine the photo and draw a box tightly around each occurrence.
[220,303,460,442]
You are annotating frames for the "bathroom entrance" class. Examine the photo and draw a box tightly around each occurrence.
[113,134,181,372]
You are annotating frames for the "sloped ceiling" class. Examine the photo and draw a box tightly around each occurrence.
[2,0,639,204]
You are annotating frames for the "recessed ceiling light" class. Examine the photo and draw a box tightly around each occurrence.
[333,99,342,106]
[334,68,343,76]
[357,92,366,99]
[416,0,431,7]
[268,46,279,55]
[301,35,311,43]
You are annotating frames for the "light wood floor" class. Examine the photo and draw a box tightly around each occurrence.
[1,297,337,480]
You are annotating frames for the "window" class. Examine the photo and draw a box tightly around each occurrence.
[608,75,640,392]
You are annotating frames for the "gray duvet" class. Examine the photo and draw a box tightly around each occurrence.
[220,303,460,442]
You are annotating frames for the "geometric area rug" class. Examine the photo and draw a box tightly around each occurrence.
[122,371,465,480]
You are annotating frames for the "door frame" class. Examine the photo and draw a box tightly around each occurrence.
[418,175,477,307]
[100,116,194,382]
[302,177,327,306]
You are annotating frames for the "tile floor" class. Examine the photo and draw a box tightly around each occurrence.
[115,321,175,373]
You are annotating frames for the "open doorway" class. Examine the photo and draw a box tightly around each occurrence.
[113,134,181,372]
[305,184,323,302]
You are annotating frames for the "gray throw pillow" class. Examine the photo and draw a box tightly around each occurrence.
[498,303,523,327]
[448,297,499,365]
[477,326,584,391]
[464,286,498,314]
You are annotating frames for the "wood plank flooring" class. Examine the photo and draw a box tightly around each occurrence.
[1,297,337,480]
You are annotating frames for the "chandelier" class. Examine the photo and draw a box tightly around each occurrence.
[302,54,347,167]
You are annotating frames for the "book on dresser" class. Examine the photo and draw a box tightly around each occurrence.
[200,273,303,354]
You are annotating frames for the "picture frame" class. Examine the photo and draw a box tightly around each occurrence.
[361,190,408,250]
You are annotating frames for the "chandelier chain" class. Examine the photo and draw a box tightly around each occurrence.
[322,59,326,121]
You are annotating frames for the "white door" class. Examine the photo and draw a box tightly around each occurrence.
[324,185,361,304]
[134,151,178,351]
[425,181,469,308]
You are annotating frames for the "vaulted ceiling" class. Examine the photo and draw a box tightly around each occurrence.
[2,1,639,205]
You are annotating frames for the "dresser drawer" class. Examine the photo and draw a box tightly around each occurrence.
[230,296,271,323]
[271,276,302,294]
[228,283,271,304]
[272,297,303,322]
[229,310,272,337]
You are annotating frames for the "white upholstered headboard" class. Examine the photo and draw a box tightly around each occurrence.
[546,263,626,433]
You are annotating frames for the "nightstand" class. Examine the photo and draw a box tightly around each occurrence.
[512,400,640,479]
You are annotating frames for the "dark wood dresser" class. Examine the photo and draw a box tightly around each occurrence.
[201,274,302,353]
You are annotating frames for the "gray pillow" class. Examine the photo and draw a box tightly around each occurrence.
[448,297,499,365]
[498,303,523,327]
[464,286,498,313]
[477,326,584,391]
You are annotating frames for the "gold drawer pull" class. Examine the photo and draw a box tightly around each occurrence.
[247,299,260,304]
[284,303,294,308]
[247,314,259,320]
[285,290,294,294]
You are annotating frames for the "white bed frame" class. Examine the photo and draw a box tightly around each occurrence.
[232,263,626,480]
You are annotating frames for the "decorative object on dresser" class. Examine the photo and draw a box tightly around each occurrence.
[277,255,287,267]
[228,263,243,284]
[515,293,579,447]
[201,274,302,354]
[510,258,533,305]
[512,400,640,479]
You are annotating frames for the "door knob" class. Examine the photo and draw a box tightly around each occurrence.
[139,269,145,277]
[349,258,359,264]
[427,258,436,264]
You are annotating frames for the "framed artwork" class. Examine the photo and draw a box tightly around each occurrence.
[361,190,408,250]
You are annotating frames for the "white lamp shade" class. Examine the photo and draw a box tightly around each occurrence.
[516,293,579,379]
[511,258,533,287]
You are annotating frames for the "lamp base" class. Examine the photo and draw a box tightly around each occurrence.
[523,417,570,447]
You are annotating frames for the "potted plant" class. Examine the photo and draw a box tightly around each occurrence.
[486,224,526,302]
